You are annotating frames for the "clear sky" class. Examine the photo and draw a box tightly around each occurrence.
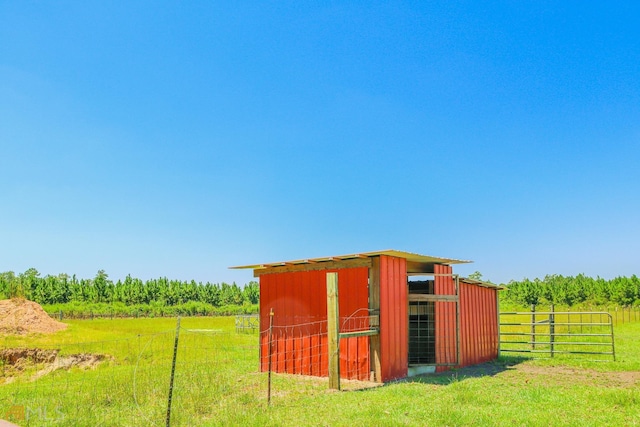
[1,2,638,286]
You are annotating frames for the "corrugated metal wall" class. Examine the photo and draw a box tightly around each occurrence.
[258,257,499,382]
[459,281,499,366]
[434,264,457,371]
[434,264,499,371]
[259,267,370,380]
[379,255,408,382]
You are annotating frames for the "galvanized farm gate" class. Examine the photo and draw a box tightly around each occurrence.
[499,311,615,360]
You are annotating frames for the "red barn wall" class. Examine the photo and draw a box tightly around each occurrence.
[459,281,499,367]
[434,264,499,372]
[259,267,370,380]
[379,255,408,382]
[434,264,457,371]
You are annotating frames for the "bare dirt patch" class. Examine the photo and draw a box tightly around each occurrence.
[1,348,111,383]
[511,364,640,388]
[409,360,640,389]
[0,299,67,335]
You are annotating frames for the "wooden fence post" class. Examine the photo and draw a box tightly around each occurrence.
[531,304,536,350]
[326,272,340,390]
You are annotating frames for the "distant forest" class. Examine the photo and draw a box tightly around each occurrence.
[502,274,640,308]
[2,269,638,311]
[0,268,258,307]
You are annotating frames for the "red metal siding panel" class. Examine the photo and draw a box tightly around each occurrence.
[435,264,457,372]
[337,266,370,381]
[259,267,369,380]
[460,280,470,366]
[457,282,499,368]
[379,255,408,382]
[433,269,500,372]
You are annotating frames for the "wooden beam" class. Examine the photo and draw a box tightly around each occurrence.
[339,330,379,339]
[406,261,435,274]
[408,294,458,302]
[369,256,382,383]
[326,272,340,390]
[254,257,372,277]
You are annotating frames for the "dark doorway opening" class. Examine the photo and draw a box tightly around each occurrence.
[408,280,436,364]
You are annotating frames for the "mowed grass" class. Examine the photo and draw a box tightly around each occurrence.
[1,316,639,426]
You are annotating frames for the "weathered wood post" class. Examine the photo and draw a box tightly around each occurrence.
[369,257,381,382]
[531,304,536,350]
[326,272,340,390]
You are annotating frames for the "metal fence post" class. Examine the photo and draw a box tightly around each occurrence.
[267,308,274,405]
[609,313,616,362]
[166,317,181,427]
[549,304,555,358]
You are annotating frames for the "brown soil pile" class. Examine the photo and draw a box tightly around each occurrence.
[1,348,111,383]
[0,299,67,335]
[0,348,58,365]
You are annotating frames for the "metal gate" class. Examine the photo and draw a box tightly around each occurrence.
[499,311,615,360]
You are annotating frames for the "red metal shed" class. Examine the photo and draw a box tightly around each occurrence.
[231,249,501,383]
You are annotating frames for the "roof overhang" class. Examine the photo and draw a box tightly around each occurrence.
[460,277,505,290]
[230,249,472,276]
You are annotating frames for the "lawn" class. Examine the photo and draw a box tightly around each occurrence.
[1,316,639,426]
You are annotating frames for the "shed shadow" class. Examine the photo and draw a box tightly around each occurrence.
[399,356,530,386]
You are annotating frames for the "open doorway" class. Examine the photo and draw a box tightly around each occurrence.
[408,280,435,364]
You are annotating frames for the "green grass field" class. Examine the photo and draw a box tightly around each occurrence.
[2,315,639,426]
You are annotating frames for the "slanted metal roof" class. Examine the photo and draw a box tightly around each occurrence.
[230,249,471,271]
[460,277,504,290]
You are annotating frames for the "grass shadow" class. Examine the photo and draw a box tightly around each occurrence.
[396,356,531,386]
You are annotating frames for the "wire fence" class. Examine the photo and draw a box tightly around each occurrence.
[259,313,379,383]
[1,315,378,426]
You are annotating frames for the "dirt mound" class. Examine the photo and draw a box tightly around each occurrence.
[0,348,58,365]
[1,348,111,383]
[0,299,67,335]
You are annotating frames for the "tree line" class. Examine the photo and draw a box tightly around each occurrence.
[0,268,259,307]
[502,274,640,308]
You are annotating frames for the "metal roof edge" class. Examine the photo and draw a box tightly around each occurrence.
[230,249,472,270]
[460,277,505,290]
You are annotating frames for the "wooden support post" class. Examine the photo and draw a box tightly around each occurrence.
[531,304,536,350]
[454,274,461,366]
[326,272,340,390]
[369,257,382,382]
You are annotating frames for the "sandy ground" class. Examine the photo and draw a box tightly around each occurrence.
[0,299,67,335]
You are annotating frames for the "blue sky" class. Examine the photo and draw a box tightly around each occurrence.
[1,2,638,285]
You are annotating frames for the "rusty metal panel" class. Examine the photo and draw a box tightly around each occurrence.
[379,255,408,382]
[259,267,369,380]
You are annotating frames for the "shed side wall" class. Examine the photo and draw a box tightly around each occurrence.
[259,267,370,380]
[434,264,457,371]
[433,266,499,372]
[379,255,408,382]
[459,282,499,367]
